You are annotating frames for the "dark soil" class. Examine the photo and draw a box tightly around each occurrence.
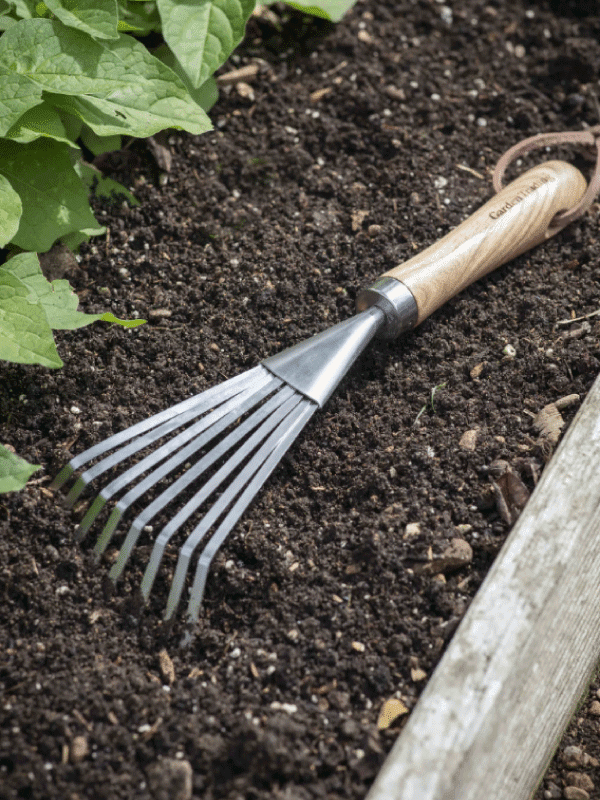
[3,1,600,798]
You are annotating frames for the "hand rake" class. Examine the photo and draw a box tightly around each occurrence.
[52,160,586,624]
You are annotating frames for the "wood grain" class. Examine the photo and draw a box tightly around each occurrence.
[366,372,600,800]
[384,160,586,323]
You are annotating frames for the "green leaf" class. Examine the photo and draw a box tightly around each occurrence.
[0,173,22,247]
[0,444,41,493]
[43,0,119,40]
[4,101,75,145]
[0,19,212,136]
[0,137,103,251]
[0,266,63,366]
[156,0,255,89]
[4,251,145,330]
[57,107,82,140]
[153,43,218,111]
[79,124,121,156]
[0,63,44,136]
[93,311,145,327]
[3,252,80,329]
[0,16,18,30]
[285,0,356,22]
[117,0,161,36]
[76,159,139,206]
[6,0,36,19]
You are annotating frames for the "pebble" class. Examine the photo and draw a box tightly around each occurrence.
[440,5,452,24]
[459,428,479,451]
[235,81,255,101]
[351,641,366,653]
[147,757,193,800]
[563,787,590,800]
[470,361,485,379]
[434,176,448,190]
[404,522,421,538]
[503,344,516,359]
[418,538,473,575]
[377,698,409,730]
[270,701,298,714]
[562,745,585,769]
[70,735,89,764]
[70,405,81,415]
[385,85,406,101]
[566,772,594,792]
[544,782,562,799]
[44,544,59,563]
[158,649,175,686]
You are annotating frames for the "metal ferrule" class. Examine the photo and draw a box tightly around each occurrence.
[262,306,386,407]
[355,276,418,340]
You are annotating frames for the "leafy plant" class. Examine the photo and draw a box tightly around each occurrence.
[414,382,447,427]
[283,0,357,22]
[0,251,144,489]
[0,444,41,493]
[0,0,256,489]
[0,0,357,490]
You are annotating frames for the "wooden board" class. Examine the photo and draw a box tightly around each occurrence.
[366,372,600,800]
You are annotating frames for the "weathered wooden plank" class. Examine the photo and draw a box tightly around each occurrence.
[367,372,600,800]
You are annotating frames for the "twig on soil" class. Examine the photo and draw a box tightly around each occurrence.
[216,64,260,86]
[455,164,485,180]
[556,308,600,326]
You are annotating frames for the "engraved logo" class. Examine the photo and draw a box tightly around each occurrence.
[489,175,551,219]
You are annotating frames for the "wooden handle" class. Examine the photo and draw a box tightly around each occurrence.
[384,160,587,324]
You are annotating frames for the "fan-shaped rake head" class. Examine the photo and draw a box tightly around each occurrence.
[52,365,317,622]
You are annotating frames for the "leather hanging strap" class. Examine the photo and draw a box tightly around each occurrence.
[493,125,600,228]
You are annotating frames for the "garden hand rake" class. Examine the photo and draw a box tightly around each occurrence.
[52,160,586,623]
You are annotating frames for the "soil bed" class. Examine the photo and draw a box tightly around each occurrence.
[3,1,600,798]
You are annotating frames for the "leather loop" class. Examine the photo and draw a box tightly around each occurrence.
[493,126,600,229]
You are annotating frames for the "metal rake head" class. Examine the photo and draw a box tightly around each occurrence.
[52,365,317,623]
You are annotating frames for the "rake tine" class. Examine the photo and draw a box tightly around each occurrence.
[101,384,297,575]
[137,385,302,602]
[77,372,281,543]
[52,367,266,504]
[164,397,317,622]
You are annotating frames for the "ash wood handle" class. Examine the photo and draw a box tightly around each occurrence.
[384,160,587,324]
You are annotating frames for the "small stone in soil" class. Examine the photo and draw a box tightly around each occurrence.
[70,735,89,764]
[377,698,408,730]
[566,772,594,791]
[459,428,479,451]
[158,649,175,685]
[410,667,427,682]
[562,745,585,769]
[589,700,600,715]
[147,758,193,800]
[563,787,590,800]
[416,538,473,575]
